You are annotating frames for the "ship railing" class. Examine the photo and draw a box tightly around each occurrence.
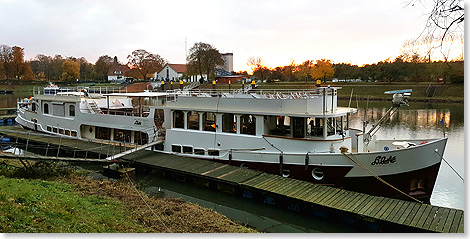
[33,86,128,96]
[165,88,338,100]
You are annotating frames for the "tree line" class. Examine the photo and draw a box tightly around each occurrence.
[0,42,464,84]
[0,42,227,83]
[243,56,463,84]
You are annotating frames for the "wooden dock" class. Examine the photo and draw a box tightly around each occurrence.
[0,125,464,233]
[122,150,464,233]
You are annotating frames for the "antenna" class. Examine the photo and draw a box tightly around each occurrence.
[185,36,187,60]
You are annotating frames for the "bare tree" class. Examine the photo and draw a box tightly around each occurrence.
[127,49,166,81]
[187,42,224,82]
[409,0,464,42]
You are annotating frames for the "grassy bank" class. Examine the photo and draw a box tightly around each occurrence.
[0,159,257,233]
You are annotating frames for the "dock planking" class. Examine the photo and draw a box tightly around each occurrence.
[0,125,464,233]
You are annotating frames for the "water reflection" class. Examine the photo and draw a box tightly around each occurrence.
[340,100,464,210]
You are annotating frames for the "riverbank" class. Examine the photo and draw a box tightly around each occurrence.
[0,159,257,233]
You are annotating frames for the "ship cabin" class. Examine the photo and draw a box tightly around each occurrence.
[161,87,358,155]
[17,90,168,145]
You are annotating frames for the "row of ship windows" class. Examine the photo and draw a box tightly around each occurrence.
[171,144,325,181]
[43,103,75,117]
[171,144,220,156]
[173,111,256,136]
[46,125,77,137]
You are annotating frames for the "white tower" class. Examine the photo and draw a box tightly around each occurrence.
[221,53,233,72]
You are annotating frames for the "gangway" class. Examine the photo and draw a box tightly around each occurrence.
[105,140,163,161]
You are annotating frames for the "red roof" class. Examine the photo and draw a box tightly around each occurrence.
[108,64,130,76]
[168,64,187,73]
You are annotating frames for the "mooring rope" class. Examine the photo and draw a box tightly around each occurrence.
[124,171,172,233]
[434,149,464,182]
[342,152,423,204]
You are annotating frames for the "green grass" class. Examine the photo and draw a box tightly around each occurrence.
[0,176,149,233]
[0,159,257,233]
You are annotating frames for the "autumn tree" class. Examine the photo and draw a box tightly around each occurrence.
[128,49,166,81]
[62,60,80,83]
[297,60,314,82]
[311,59,335,82]
[187,42,224,82]
[31,54,53,80]
[94,55,114,81]
[78,57,94,81]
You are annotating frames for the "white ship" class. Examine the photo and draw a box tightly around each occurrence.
[16,85,447,201]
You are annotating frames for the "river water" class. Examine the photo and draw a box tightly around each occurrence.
[0,90,464,232]
[338,99,464,210]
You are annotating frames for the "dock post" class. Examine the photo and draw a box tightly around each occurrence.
[304,153,309,170]
[25,133,30,152]
[14,131,19,155]
[56,136,62,158]
[279,153,284,176]
[85,140,90,160]
[229,150,232,165]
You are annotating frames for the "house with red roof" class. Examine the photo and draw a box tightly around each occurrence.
[154,63,206,83]
[107,57,131,83]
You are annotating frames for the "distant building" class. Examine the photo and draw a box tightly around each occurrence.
[220,53,233,73]
[107,57,130,83]
[154,63,206,83]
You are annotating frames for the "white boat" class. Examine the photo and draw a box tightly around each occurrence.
[16,85,447,201]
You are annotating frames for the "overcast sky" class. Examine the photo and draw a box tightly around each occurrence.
[0,0,435,71]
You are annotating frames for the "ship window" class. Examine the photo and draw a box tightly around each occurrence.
[69,105,75,117]
[194,148,205,155]
[154,109,164,128]
[31,102,36,112]
[267,115,290,136]
[208,149,219,156]
[134,131,148,145]
[312,168,324,180]
[47,126,52,132]
[71,131,77,137]
[96,127,111,140]
[59,128,64,134]
[187,111,199,130]
[52,127,58,133]
[240,114,256,135]
[65,130,70,136]
[182,145,193,154]
[43,103,49,114]
[114,129,132,143]
[307,117,323,137]
[327,118,335,136]
[171,144,182,153]
[203,112,216,132]
[52,103,65,116]
[292,117,305,138]
[173,110,184,128]
[335,116,343,135]
[222,113,236,133]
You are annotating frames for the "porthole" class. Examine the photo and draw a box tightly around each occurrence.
[282,169,291,178]
[312,168,324,180]
[89,127,93,134]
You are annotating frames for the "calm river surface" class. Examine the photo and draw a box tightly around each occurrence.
[0,90,464,232]
[337,99,464,210]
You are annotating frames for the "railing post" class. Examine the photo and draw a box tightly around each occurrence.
[56,135,62,157]
[25,132,30,152]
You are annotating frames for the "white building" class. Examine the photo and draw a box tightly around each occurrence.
[155,64,206,83]
[220,53,233,73]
